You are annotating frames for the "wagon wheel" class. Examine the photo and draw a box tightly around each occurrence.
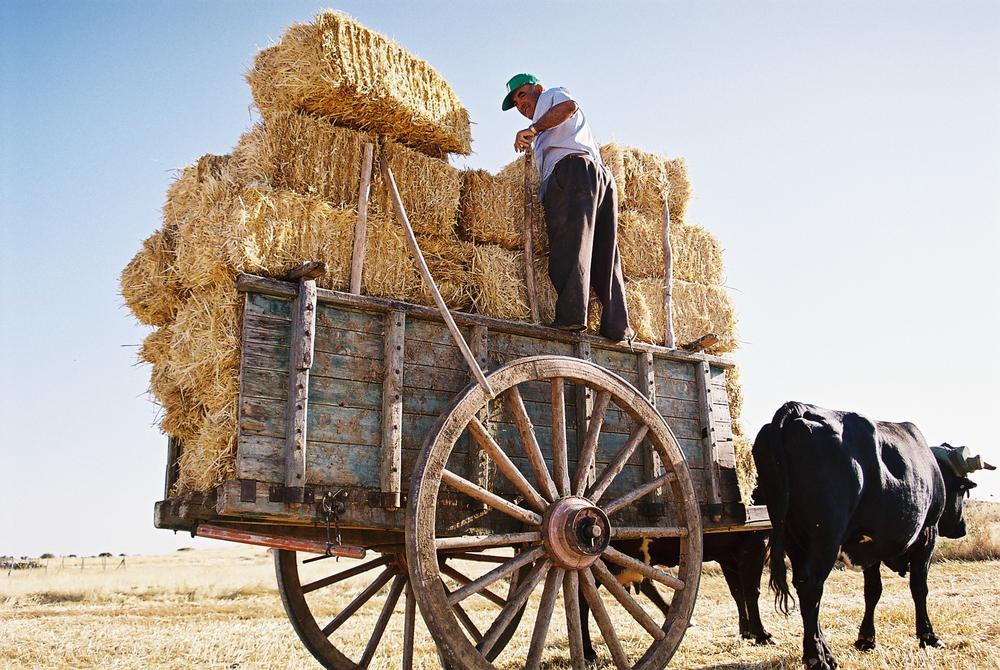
[406,355,703,670]
[275,548,531,669]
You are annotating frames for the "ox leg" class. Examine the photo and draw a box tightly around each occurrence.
[791,542,840,670]
[910,541,940,648]
[854,564,882,651]
[579,579,598,662]
[737,535,773,644]
[638,579,671,616]
[720,562,752,637]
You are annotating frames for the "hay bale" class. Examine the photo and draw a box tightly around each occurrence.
[172,183,356,291]
[615,212,726,284]
[238,114,460,236]
[665,157,691,224]
[237,112,371,206]
[246,11,471,156]
[167,284,242,416]
[733,435,757,505]
[622,147,668,218]
[599,143,626,194]
[120,228,184,326]
[726,365,745,437]
[459,169,521,249]
[172,401,237,495]
[371,140,461,237]
[361,218,472,310]
[469,245,530,320]
[630,278,738,352]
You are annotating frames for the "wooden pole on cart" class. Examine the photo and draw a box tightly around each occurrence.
[379,152,496,398]
[523,151,540,323]
[349,142,376,294]
[662,194,676,348]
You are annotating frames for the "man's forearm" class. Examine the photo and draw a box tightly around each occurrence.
[532,100,578,132]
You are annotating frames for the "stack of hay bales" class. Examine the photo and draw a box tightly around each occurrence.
[122,11,473,493]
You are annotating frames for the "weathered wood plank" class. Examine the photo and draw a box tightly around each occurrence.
[380,311,405,508]
[350,142,375,294]
[696,360,723,519]
[237,274,736,369]
[466,325,494,502]
[245,312,385,363]
[283,278,317,501]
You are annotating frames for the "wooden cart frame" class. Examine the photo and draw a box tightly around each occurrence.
[153,146,767,670]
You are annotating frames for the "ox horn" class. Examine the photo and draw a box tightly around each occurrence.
[955,446,997,474]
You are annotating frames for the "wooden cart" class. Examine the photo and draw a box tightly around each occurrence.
[153,154,768,669]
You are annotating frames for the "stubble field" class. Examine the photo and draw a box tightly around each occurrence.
[3,502,999,670]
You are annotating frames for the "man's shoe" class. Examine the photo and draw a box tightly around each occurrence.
[549,320,587,332]
[603,327,636,347]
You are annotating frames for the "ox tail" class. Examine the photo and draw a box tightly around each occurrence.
[752,418,794,615]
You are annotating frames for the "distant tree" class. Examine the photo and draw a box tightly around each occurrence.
[119,553,126,557]
[177,547,193,552]
[40,553,54,559]
[98,552,112,558]
[68,554,77,558]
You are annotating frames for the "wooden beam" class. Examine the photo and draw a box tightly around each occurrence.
[662,196,676,348]
[350,142,375,294]
[696,360,723,520]
[523,152,540,323]
[164,436,182,499]
[574,341,595,487]
[637,351,665,509]
[380,311,405,508]
[682,333,718,353]
[285,261,327,281]
[234,274,737,368]
[379,159,495,397]
[283,277,318,502]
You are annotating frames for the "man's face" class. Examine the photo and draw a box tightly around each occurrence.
[512,83,541,120]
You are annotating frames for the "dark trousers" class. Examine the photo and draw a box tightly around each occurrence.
[542,155,629,340]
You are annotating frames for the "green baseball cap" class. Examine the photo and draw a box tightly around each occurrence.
[502,73,540,111]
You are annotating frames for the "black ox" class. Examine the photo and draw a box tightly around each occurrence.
[581,529,774,661]
[753,401,994,669]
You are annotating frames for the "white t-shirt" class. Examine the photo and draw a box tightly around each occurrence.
[531,87,602,198]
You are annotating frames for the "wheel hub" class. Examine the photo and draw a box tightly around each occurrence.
[541,496,611,569]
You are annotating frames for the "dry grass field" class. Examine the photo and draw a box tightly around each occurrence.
[3,503,998,670]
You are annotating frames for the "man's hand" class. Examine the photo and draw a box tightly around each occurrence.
[514,126,537,153]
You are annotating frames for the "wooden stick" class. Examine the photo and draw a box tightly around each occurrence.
[573,388,611,495]
[504,387,559,502]
[379,311,405,508]
[602,546,685,590]
[350,143,375,294]
[283,276,317,502]
[402,583,416,670]
[591,559,665,640]
[525,567,564,670]
[358,573,406,668]
[604,471,676,514]
[663,195,676,348]
[611,526,689,539]
[563,570,586,670]
[551,377,570,496]
[523,152,540,323]
[380,159,495,397]
[468,416,547,514]
[434,531,541,551]
[322,567,395,635]
[441,470,542,526]
[580,567,631,670]
[440,563,506,608]
[447,546,545,606]
[478,559,550,657]
[587,423,650,502]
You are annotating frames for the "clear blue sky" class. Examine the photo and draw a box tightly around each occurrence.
[2,1,998,556]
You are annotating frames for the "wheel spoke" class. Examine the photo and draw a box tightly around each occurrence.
[452,599,484,643]
[591,559,665,640]
[441,563,506,608]
[448,545,545,606]
[321,567,395,636]
[602,546,685,590]
[551,377,570,495]
[358,573,406,668]
[300,555,391,594]
[612,526,688,539]
[586,424,649,502]
[573,389,612,495]
[563,570,586,670]
[402,583,416,670]
[446,551,510,564]
[468,416,547,514]
[435,531,541,551]
[504,386,559,501]
[525,567,565,670]
[477,558,551,657]
[441,469,542,525]
[580,567,631,670]
[603,471,676,515]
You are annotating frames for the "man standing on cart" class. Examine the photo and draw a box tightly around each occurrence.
[504,73,632,343]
